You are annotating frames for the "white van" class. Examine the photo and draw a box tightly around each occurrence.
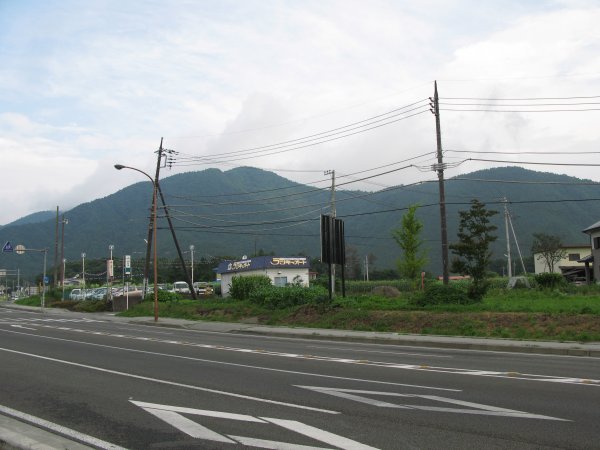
[172,281,190,294]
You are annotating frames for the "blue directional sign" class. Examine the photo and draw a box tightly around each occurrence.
[43,276,49,284]
[2,241,13,253]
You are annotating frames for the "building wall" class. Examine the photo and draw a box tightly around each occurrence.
[588,230,600,282]
[533,246,591,274]
[220,268,310,297]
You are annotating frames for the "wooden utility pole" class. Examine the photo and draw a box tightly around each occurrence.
[432,81,449,284]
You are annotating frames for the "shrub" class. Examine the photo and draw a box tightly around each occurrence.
[229,275,272,301]
[410,283,472,307]
[248,285,329,309]
[535,273,566,289]
[73,300,111,312]
[144,290,181,303]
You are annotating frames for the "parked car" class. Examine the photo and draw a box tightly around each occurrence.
[193,282,214,296]
[69,288,84,301]
[172,281,190,294]
[90,287,108,300]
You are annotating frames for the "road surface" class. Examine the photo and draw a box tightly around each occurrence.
[0,307,599,449]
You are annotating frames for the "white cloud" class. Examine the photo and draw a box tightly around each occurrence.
[1,0,599,224]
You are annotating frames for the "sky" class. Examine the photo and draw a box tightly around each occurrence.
[1,0,599,225]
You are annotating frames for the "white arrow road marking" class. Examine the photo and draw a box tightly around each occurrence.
[296,386,569,421]
[132,401,378,449]
[10,324,36,330]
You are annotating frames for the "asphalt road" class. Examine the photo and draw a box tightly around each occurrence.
[0,307,599,449]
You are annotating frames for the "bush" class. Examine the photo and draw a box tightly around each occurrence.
[535,273,566,289]
[229,276,272,300]
[144,289,181,303]
[73,300,111,312]
[410,283,472,307]
[248,285,329,309]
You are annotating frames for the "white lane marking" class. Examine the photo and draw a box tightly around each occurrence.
[230,435,334,450]
[0,347,338,414]
[10,324,36,330]
[0,403,127,450]
[133,401,376,449]
[143,408,237,443]
[9,325,600,387]
[0,328,458,392]
[307,345,452,358]
[264,418,379,450]
[296,386,569,421]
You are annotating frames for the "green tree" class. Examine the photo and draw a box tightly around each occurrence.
[392,205,428,280]
[531,233,565,273]
[450,199,498,300]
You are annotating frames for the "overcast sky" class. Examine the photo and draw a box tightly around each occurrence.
[1,0,599,225]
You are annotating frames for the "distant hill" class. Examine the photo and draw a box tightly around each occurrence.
[1,166,598,281]
[2,210,56,228]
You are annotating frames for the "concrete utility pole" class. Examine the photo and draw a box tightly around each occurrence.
[59,215,68,286]
[325,169,336,295]
[503,197,513,278]
[53,206,59,288]
[431,81,449,285]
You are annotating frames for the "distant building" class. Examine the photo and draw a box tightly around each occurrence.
[533,244,591,282]
[215,256,310,297]
[583,220,600,283]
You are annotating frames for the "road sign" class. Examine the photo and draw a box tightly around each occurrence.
[125,255,131,275]
[107,259,114,277]
[43,276,49,284]
[2,242,13,253]
[15,245,26,255]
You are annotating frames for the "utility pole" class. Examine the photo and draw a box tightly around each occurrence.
[142,139,164,298]
[325,169,336,295]
[147,138,197,299]
[59,215,68,286]
[430,81,449,285]
[502,197,513,278]
[53,206,59,288]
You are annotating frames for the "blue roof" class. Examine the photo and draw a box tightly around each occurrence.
[216,256,310,274]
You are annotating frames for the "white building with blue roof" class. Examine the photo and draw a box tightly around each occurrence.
[216,255,311,297]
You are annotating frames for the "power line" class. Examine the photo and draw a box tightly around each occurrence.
[170,108,430,166]
[441,108,600,113]
[465,158,600,167]
[441,95,600,101]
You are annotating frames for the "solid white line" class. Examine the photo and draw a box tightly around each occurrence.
[0,346,338,414]
[307,345,452,358]
[0,328,458,391]
[0,404,127,450]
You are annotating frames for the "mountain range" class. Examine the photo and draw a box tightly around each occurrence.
[1,166,599,281]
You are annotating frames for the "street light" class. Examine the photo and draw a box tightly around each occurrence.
[108,244,114,301]
[114,164,159,322]
[81,252,86,295]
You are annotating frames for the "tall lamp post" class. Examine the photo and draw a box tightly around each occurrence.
[108,244,114,301]
[81,252,86,294]
[114,164,159,322]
